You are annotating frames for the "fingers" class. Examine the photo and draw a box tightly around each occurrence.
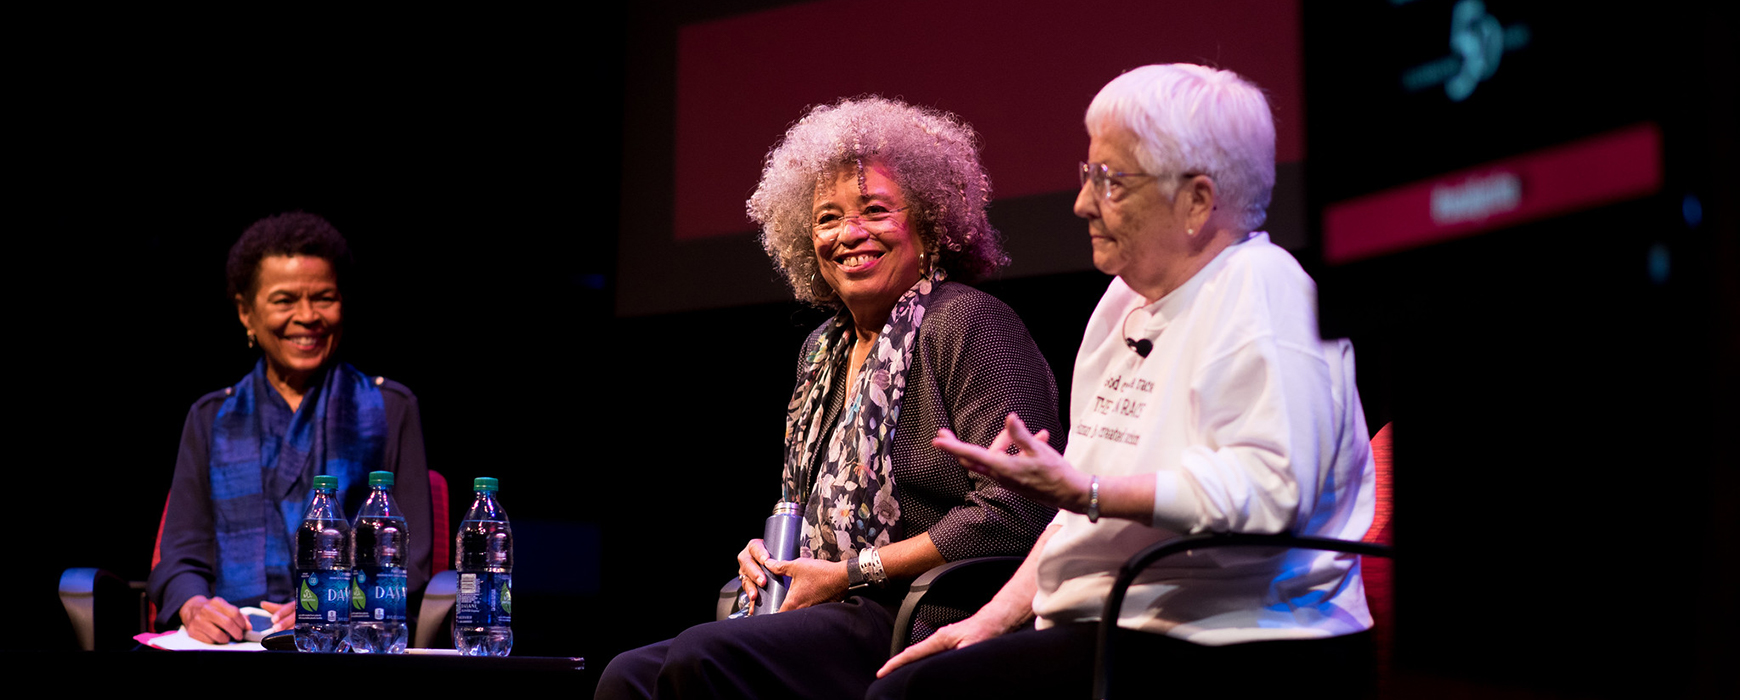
[749,539,772,566]
[182,596,246,643]
[741,577,759,605]
[186,621,226,644]
[986,426,1015,454]
[204,597,248,642]
[1004,413,1042,451]
[939,415,1042,464]
[183,614,221,644]
[178,596,216,643]
[736,539,769,587]
[933,429,998,468]
[878,632,949,677]
[932,428,966,452]
[768,558,849,611]
[262,600,295,631]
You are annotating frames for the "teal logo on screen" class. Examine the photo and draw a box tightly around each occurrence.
[1400,0,1532,102]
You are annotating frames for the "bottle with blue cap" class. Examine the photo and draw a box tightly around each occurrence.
[454,477,513,656]
[348,470,409,653]
[294,474,352,652]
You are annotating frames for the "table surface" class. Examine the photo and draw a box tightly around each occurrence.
[11,650,586,685]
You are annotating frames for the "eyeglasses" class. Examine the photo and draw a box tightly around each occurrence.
[1078,163,1204,201]
[812,205,908,243]
[1078,162,1159,201]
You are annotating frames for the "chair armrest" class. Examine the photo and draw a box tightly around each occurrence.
[890,556,1024,657]
[1094,533,1394,700]
[717,577,744,622]
[414,569,457,650]
[59,568,103,651]
[59,567,146,651]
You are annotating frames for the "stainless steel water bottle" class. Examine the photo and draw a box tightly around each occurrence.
[753,501,804,615]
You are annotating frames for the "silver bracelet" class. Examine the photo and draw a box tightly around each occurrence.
[859,545,888,586]
[1087,475,1101,523]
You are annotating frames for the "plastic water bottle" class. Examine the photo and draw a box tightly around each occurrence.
[294,474,352,652]
[454,477,513,656]
[348,470,409,653]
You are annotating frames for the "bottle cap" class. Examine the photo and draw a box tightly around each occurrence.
[473,477,499,492]
[369,471,394,486]
[313,475,338,489]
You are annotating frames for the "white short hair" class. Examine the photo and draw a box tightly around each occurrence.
[1085,64,1276,232]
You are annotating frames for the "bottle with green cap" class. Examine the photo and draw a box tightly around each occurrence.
[454,477,513,656]
[349,470,409,653]
[294,474,352,652]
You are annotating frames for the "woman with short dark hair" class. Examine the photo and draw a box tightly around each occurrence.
[147,212,432,647]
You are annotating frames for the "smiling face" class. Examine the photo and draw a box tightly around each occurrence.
[236,255,343,389]
[812,162,924,330]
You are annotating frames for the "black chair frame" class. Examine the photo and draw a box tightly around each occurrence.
[1094,532,1394,700]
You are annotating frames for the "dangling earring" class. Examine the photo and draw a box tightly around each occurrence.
[247,330,257,348]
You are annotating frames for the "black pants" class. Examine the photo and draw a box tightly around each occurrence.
[866,623,1376,700]
[595,596,895,700]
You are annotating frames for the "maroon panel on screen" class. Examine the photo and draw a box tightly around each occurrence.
[1322,122,1664,265]
[674,0,1303,241]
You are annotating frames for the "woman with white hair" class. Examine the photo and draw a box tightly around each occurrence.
[871,63,1377,698]
[595,96,1062,700]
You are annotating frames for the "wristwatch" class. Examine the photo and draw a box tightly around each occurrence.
[846,554,868,591]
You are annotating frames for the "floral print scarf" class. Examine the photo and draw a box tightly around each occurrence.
[781,269,944,562]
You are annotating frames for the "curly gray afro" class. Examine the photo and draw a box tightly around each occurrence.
[748,96,1008,307]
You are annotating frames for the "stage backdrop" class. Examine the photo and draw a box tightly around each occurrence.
[620,0,1307,315]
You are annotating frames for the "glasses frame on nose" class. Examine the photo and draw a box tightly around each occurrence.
[1078,162,1161,202]
[811,206,909,244]
[1079,163,1207,203]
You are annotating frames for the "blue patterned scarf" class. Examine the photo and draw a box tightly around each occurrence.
[782,269,944,562]
[208,360,386,604]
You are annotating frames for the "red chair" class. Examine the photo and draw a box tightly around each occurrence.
[414,470,456,649]
[1362,424,1395,689]
[428,469,450,575]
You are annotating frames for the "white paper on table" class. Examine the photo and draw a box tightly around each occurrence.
[145,629,265,651]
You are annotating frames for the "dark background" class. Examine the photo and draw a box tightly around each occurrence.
[14,2,1736,697]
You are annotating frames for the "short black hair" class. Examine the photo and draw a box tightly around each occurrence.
[226,211,354,300]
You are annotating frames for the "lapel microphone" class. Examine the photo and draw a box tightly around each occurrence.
[1122,305,1152,357]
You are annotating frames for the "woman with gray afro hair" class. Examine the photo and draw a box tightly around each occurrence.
[597,96,1060,700]
[749,96,1008,306]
